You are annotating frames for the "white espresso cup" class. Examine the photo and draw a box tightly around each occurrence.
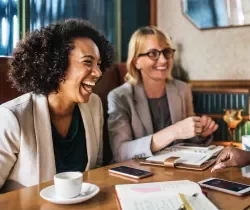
[242,135,250,151]
[54,172,83,198]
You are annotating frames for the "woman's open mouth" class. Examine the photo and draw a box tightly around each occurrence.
[81,81,95,93]
[155,66,168,71]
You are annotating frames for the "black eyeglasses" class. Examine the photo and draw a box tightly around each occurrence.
[138,48,176,61]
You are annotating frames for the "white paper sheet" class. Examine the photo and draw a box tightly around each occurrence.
[120,195,183,210]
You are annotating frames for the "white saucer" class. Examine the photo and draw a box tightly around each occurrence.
[40,183,100,204]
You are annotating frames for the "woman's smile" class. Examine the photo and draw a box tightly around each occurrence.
[81,80,96,94]
[154,65,168,71]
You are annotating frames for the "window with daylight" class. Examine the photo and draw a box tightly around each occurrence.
[0,0,18,55]
[0,0,117,56]
[0,0,152,61]
[29,0,116,44]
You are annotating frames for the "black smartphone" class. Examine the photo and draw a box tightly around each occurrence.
[109,166,153,179]
[199,178,250,196]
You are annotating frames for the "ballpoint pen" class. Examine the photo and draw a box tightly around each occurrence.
[178,204,186,210]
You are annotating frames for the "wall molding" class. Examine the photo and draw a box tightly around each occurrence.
[192,87,249,93]
[197,114,250,121]
[190,80,250,88]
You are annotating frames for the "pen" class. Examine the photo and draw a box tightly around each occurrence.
[178,193,197,210]
[178,204,186,210]
[179,193,192,210]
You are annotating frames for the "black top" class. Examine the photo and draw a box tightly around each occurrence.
[147,95,172,133]
[51,105,88,173]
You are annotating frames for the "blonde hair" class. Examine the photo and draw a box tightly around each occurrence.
[125,26,173,85]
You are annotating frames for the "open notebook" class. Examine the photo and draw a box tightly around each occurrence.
[140,144,224,170]
[115,180,218,210]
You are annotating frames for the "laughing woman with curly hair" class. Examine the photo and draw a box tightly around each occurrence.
[0,19,114,192]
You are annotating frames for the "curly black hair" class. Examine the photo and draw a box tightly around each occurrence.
[9,19,114,95]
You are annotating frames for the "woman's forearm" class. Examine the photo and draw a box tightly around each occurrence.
[151,126,176,153]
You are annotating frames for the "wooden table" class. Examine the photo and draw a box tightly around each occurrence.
[1,160,250,210]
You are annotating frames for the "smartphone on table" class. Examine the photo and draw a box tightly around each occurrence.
[109,166,153,179]
[198,177,250,196]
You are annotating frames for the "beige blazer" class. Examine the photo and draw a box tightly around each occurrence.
[108,80,212,162]
[0,93,103,192]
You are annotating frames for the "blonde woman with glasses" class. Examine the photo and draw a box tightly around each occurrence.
[107,26,218,162]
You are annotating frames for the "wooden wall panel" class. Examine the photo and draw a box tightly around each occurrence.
[150,0,157,25]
